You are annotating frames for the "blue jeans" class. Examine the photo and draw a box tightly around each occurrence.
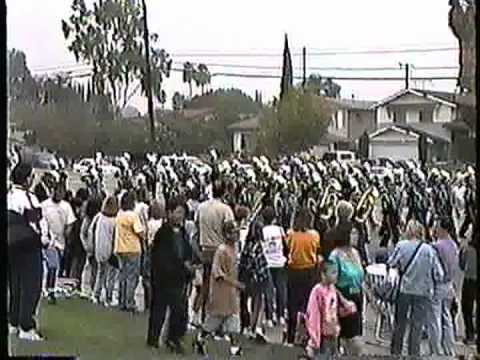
[390,293,431,356]
[117,254,140,310]
[94,261,118,303]
[426,297,456,356]
[265,267,287,321]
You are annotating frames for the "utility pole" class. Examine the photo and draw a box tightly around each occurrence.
[399,62,413,89]
[302,46,307,89]
[142,0,156,143]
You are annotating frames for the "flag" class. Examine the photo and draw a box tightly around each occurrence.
[280,33,293,100]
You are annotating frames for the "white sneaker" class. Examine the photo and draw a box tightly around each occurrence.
[18,329,44,341]
[9,325,18,335]
[265,320,274,328]
[191,312,201,326]
[243,329,254,338]
[255,328,269,343]
[279,317,286,326]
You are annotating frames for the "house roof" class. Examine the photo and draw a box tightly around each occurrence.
[371,123,451,143]
[369,88,458,109]
[227,115,261,131]
[369,125,420,139]
[327,97,376,110]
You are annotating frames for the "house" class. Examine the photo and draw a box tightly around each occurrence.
[368,88,465,162]
[228,114,261,153]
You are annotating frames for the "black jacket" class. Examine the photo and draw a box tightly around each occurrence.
[150,224,193,288]
[7,210,42,254]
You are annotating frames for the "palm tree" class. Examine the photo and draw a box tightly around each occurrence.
[183,62,194,99]
[192,64,211,96]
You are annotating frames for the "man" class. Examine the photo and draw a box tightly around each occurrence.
[8,163,50,341]
[41,182,76,304]
[388,220,445,356]
[193,180,235,324]
[427,217,459,356]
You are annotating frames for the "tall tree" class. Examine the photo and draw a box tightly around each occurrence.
[7,49,38,105]
[280,34,293,100]
[62,0,172,118]
[257,88,331,155]
[193,63,211,95]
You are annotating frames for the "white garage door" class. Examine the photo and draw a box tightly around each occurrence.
[370,141,418,161]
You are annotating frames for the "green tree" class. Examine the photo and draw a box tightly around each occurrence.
[8,48,39,106]
[256,88,331,155]
[62,0,172,118]
[305,74,341,98]
[193,63,211,95]
[172,91,185,111]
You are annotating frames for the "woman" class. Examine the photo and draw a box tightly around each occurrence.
[114,191,144,312]
[239,219,270,341]
[285,208,320,346]
[147,197,193,353]
[261,206,287,327]
[328,200,364,355]
[387,220,444,356]
[92,196,119,306]
[68,191,89,289]
[79,196,103,298]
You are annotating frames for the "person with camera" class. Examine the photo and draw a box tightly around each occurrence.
[8,163,50,341]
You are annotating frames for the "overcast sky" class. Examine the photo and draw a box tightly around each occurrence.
[7,0,460,112]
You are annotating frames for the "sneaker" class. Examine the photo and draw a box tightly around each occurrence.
[230,345,243,356]
[91,296,99,304]
[9,325,19,335]
[255,328,268,343]
[18,329,44,341]
[279,317,286,327]
[264,320,274,328]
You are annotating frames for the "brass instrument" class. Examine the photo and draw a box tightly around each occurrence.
[355,186,379,223]
[318,178,342,221]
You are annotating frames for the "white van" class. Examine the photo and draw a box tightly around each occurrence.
[322,150,357,163]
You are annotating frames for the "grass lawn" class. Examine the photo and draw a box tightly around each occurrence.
[9,297,304,360]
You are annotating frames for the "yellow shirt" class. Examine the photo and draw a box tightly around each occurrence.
[286,229,320,270]
[114,210,143,254]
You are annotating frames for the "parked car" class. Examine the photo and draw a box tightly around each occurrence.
[322,150,357,164]
[370,166,393,181]
[73,158,120,175]
[32,152,56,169]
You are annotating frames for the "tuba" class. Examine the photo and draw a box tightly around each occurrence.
[318,178,342,221]
[354,185,379,223]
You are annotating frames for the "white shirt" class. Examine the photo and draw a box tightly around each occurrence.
[147,219,163,246]
[8,185,50,246]
[41,198,76,247]
[261,224,287,268]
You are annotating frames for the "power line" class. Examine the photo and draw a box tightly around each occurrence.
[56,69,457,81]
[31,61,459,74]
[170,47,459,57]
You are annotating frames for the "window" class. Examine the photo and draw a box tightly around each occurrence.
[393,111,397,122]
[419,111,423,122]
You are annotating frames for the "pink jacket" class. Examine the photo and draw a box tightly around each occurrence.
[305,283,357,349]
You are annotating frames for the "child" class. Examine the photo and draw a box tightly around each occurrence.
[195,220,244,356]
[304,260,356,359]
